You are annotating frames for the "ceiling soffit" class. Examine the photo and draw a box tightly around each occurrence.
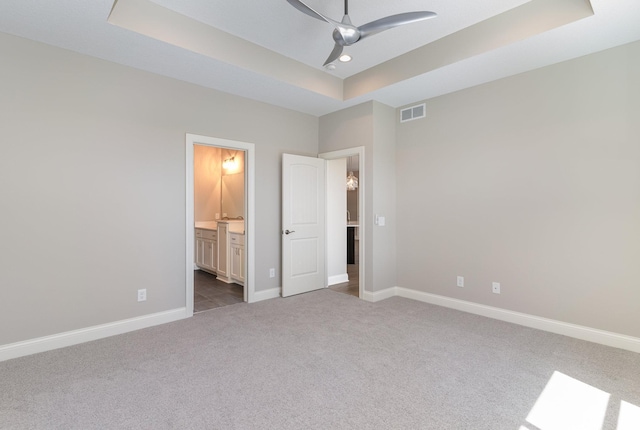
[109,0,593,102]
[108,0,343,99]
[345,0,594,99]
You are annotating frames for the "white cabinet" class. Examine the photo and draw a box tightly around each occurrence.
[230,232,245,285]
[215,222,245,285]
[195,222,242,283]
[216,222,230,281]
[195,228,217,274]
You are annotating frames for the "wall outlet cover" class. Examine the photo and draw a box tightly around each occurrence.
[137,289,147,302]
[492,282,501,294]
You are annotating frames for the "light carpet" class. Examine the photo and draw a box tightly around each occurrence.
[1,289,639,429]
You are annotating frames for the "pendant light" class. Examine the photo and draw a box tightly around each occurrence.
[346,156,358,190]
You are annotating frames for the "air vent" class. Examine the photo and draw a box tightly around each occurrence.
[400,103,426,123]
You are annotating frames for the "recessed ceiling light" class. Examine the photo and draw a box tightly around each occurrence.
[339,54,352,62]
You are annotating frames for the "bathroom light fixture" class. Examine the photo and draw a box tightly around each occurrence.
[339,54,352,62]
[223,156,237,170]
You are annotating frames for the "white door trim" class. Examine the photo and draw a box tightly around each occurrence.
[319,146,365,299]
[186,134,256,317]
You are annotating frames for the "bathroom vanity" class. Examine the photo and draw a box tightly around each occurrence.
[195,220,245,285]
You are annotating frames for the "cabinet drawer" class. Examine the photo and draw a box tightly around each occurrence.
[201,230,216,240]
[230,233,245,246]
[195,229,216,240]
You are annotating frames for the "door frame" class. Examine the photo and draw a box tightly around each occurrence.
[185,133,256,316]
[319,146,365,299]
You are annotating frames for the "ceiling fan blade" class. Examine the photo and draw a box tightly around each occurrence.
[358,11,437,40]
[286,0,333,24]
[323,43,344,66]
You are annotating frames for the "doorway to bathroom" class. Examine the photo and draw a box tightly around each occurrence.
[193,145,245,312]
[186,134,255,317]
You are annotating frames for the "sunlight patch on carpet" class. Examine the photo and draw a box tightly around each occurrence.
[526,371,609,430]
[617,401,640,430]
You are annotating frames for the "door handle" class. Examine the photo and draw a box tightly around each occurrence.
[284,229,295,235]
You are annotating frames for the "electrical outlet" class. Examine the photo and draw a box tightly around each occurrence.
[215,213,220,220]
[269,268,275,278]
[492,282,501,294]
[137,289,147,302]
[457,276,464,287]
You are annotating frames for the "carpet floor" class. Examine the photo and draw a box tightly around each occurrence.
[1,289,639,429]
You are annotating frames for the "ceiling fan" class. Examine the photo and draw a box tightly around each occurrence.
[286,0,437,66]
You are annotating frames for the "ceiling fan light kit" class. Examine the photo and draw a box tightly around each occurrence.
[286,0,437,66]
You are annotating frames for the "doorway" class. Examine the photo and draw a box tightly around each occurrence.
[186,134,256,317]
[193,145,245,312]
[320,147,365,299]
[328,154,359,297]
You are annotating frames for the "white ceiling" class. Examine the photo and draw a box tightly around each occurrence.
[1,0,640,116]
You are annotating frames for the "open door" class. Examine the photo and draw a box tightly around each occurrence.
[282,154,326,297]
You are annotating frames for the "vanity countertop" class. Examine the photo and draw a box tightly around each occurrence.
[196,220,245,234]
[347,221,359,228]
[228,220,245,234]
[195,221,217,231]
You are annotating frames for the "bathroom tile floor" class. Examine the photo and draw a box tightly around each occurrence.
[194,270,243,313]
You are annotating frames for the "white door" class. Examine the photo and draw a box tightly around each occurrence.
[282,154,326,297]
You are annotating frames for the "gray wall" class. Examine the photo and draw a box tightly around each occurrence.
[319,101,397,293]
[396,40,640,337]
[371,102,397,293]
[0,33,318,345]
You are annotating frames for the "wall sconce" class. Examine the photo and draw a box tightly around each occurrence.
[222,156,237,170]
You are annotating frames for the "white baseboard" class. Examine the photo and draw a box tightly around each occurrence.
[363,287,397,303]
[0,308,188,362]
[327,274,349,286]
[373,287,640,354]
[251,287,280,303]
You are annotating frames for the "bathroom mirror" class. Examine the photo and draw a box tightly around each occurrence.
[221,172,244,218]
[193,145,245,222]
